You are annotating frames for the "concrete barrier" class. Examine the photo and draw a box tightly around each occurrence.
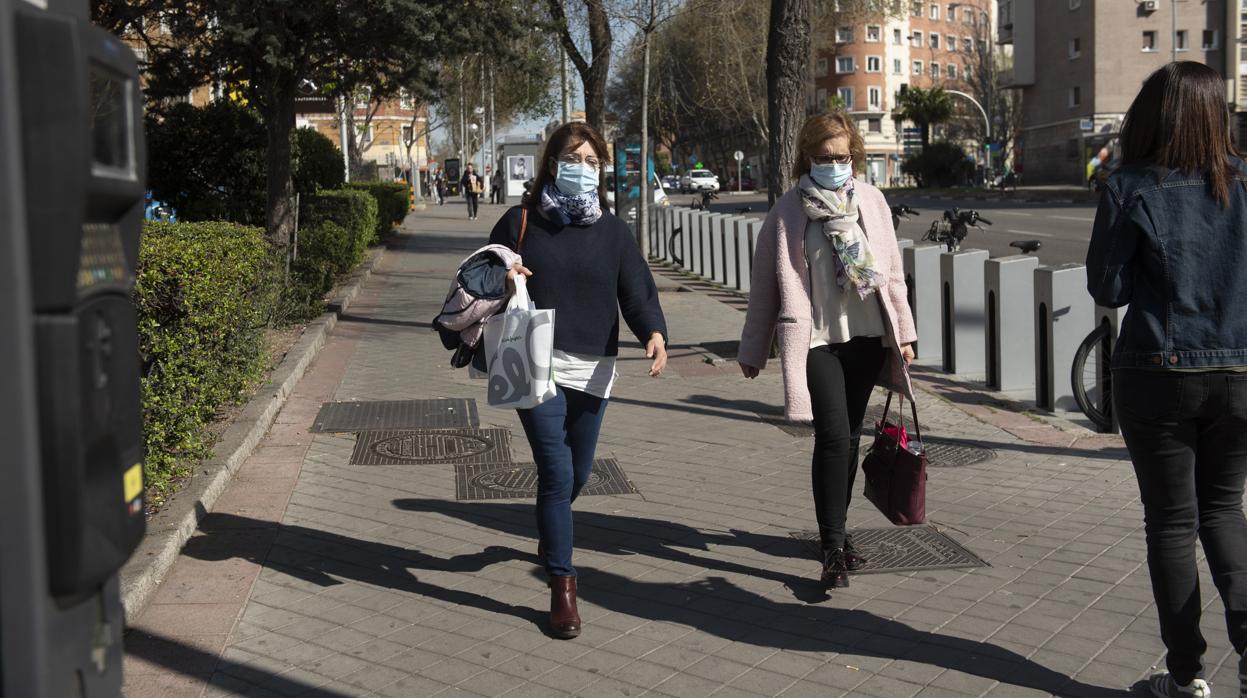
[903,244,942,365]
[1035,263,1094,412]
[985,255,1040,393]
[940,249,989,377]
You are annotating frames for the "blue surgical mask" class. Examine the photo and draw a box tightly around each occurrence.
[555,162,600,195]
[810,162,853,190]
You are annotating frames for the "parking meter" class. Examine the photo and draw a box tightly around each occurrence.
[15,0,147,608]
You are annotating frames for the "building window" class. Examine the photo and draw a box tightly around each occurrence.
[1175,30,1188,51]
[894,27,903,44]
[1069,86,1081,108]
[893,58,903,74]
[836,56,855,73]
[401,125,413,145]
[838,87,855,109]
[911,30,924,47]
[816,57,828,76]
[947,64,957,79]
[1142,31,1157,52]
[866,25,882,42]
[816,88,828,110]
[868,118,883,133]
[399,89,413,109]
[963,37,973,53]
[1069,37,1081,58]
[963,6,974,22]
[1203,30,1220,50]
[947,34,957,51]
[930,33,940,49]
[947,4,956,21]
[913,60,924,76]
[911,0,923,16]
[930,3,939,20]
[869,87,882,108]
[963,64,973,80]
[866,56,882,72]
[930,61,940,78]
[1069,0,1081,7]
[837,26,854,43]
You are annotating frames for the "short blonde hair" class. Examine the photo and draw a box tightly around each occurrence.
[792,111,866,179]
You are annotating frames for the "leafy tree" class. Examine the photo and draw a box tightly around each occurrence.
[901,142,974,187]
[897,87,955,152]
[547,0,612,133]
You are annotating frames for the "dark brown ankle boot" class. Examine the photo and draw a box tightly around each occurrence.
[820,548,850,589]
[844,534,867,571]
[548,576,581,639]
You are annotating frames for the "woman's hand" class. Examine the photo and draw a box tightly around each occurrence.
[739,362,760,379]
[505,262,532,293]
[900,343,915,365]
[646,332,667,377]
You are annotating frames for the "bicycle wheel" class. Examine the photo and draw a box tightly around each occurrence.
[668,228,684,267]
[1071,322,1113,432]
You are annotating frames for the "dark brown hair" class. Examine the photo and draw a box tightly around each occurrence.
[528,122,610,209]
[792,110,866,179]
[1121,61,1239,206]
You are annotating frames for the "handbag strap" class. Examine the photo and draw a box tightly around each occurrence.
[516,208,529,252]
[881,391,923,442]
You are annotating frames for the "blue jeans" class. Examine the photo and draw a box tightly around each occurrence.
[517,386,608,577]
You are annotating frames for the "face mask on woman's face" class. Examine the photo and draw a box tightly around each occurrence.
[809,162,854,190]
[555,161,600,196]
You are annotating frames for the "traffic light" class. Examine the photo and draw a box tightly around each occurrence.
[1,0,146,694]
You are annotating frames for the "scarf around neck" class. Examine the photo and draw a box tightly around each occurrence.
[798,174,881,299]
[539,183,603,226]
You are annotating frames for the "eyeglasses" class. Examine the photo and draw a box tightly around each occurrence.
[811,154,853,166]
[557,154,601,170]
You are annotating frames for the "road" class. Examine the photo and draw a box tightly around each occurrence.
[683,190,1100,266]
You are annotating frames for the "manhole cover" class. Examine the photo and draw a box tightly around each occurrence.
[312,399,479,433]
[790,526,988,574]
[350,428,511,466]
[455,458,638,500]
[922,440,995,468]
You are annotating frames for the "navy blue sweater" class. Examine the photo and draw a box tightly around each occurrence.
[488,206,668,357]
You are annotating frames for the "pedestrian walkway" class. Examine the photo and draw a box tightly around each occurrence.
[123,202,1239,697]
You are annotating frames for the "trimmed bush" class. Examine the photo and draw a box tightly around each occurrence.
[346,181,409,241]
[293,127,346,195]
[901,142,975,188]
[300,188,378,269]
[286,220,351,318]
[135,221,281,495]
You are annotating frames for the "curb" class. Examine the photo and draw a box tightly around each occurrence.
[119,246,386,624]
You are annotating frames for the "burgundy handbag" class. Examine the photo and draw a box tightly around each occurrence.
[862,392,928,525]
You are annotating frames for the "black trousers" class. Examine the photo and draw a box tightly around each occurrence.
[807,337,887,551]
[1115,369,1247,684]
[465,193,479,218]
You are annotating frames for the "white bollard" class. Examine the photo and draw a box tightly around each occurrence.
[985,255,1040,393]
[940,249,989,378]
[1034,263,1094,412]
[903,244,943,365]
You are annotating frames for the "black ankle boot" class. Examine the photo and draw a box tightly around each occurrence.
[820,548,850,588]
[844,534,867,571]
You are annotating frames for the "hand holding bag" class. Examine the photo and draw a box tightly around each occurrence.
[862,392,927,525]
[482,275,556,409]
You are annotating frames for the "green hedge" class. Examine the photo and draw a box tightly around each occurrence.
[301,188,377,269]
[135,221,281,496]
[346,181,409,241]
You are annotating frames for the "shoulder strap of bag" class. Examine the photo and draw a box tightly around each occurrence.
[517,208,529,252]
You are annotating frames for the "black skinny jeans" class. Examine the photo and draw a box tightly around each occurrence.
[465,193,480,218]
[807,337,887,552]
[1115,369,1247,684]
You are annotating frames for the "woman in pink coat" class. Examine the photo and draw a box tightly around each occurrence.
[738,111,917,589]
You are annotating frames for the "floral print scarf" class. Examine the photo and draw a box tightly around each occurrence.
[798,174,881,299]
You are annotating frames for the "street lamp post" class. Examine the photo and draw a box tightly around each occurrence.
[944,88,992,183]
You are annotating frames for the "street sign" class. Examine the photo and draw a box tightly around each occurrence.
[733,150,744,161]
[1080,118,1095,132]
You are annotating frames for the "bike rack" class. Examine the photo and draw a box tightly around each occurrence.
[737,219,761,294]
[985,254,1040,393]
[903,244,943,365]
[940,249,989,377]
[677,208,695,271]
[706,213,730,284]
[1034,263,1094,412]
[689,211,706,276]
[718,216,748,289]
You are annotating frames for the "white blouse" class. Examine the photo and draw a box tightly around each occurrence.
[805,219,886,348]
[551,349,617,399]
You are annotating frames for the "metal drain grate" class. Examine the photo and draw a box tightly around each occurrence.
[312,399,479,433]
[791,526,988,574]
[455,458,638,500]
[350,428,511,466]
[922,440,996,468]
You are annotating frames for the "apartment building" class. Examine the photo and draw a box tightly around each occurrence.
[811,0,995,185]
[999,0,1241,185]
[297,90,431,180]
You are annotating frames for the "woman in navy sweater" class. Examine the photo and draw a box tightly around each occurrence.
[488,122,668,639]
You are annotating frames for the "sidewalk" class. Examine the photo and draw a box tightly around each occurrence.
[123,202,1237,697]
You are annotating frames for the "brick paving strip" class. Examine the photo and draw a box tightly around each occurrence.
[124,205,1242,697]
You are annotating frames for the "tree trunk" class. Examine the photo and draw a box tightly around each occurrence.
[583,0,612,133]
[264,75,297,248]
[638,7,654,258]
[765,0,811,206]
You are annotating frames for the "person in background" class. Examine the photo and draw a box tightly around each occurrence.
[737,110,916,590]
[435,173,447,206]
[1088,61,1247,698]
[461,163,483,220]
[487,121,669,640]
[491,168,505,204]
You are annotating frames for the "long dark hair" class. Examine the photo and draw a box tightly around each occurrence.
[1120,61,1239,206]
[528,122,610,209]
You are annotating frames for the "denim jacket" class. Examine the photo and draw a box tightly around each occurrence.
[1087,159,1247,369]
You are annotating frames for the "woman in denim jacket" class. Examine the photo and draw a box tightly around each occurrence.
[1087,61,1247,698]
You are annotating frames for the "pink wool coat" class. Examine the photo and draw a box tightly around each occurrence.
[738,182,918,423]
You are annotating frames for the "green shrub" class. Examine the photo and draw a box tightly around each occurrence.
[300,188,378,268]
[135,221,281,495]
[285,220,351,319]
[346,181,409,241]
[901,142,975,188]
[293,127,346,195]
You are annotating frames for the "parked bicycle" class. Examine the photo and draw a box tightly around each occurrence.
[889,204,918,232]
[1072,322,1115,433]
[921,208,993,252]
[691,190,718,211]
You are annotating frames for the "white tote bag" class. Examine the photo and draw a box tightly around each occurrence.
[482,275,557,409]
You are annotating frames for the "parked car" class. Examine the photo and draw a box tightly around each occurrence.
[661,174,680,191]
[605,171,670,213]
[680,169,720,193]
